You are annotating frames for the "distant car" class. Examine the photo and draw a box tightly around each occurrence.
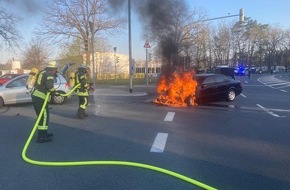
[0,73,70,108]
[212,66,235,79]
[0,73,21,85]
[235,66,249,76]
[186,74,242,105]
[256,68,263,74]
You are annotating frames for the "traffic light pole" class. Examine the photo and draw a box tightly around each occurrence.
[194,8,244,23]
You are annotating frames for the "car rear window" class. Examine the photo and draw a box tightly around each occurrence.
[203,76,215,84]
[214,75,229,83]
[195,76,206,84]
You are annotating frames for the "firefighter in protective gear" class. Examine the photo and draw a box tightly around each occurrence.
[75,64,90,119]
[31,60,58,143]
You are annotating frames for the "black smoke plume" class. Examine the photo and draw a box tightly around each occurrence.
[108,0,188,73]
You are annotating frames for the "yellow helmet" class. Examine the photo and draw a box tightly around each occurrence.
[46,60,59,68]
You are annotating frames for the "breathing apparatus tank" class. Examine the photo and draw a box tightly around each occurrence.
[69,72,75,88]
[26,68,39,91]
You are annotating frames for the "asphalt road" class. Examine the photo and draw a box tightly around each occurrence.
[1,73,290,190]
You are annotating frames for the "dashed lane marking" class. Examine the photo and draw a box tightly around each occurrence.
[150,133,168,153]
[164,112,175,121]
[241,93,247,98]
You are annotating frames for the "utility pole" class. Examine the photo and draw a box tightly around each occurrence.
[113,47,117,84]
[128,0,133,93]
[144,40,151,85]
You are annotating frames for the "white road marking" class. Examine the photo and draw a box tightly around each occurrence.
[240,93,247,98]
[270,108,290,112]
[269,82,290,86]
[256,104,285,118]
[229,104,235,108]
[150,133,168,153]
[164,112,175,121]
[258,76,290,92]
[277,84,290,89]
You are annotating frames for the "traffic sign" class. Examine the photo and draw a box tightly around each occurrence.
[144,40,151,48]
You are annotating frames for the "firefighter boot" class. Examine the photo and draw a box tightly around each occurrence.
[84,110,88,117]
[77,108,85,119]
[45,131,53,137]
[37,130,52,143]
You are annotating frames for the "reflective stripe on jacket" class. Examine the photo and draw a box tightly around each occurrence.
[75,71,89,96]
[32,70,56,100]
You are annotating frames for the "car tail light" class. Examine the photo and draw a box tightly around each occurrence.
[65,82,70,88]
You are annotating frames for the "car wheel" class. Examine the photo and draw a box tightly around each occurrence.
[52,91,66,104]
[227,89,236,101]
[0,97,4,108]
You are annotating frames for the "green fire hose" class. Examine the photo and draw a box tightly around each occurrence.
[21,84,218,190]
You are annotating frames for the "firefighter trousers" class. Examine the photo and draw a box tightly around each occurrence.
[32,95,49,131]
[78,96,88,110]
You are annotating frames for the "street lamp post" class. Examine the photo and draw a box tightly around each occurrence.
[128,0,133,93]
[89,21,96,90]
[113,47,117,84]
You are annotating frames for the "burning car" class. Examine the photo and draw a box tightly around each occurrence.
[154,72,242,107]
[193,74,242,104]
[153,70,197,107]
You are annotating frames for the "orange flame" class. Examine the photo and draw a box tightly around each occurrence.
[154,70,197,107]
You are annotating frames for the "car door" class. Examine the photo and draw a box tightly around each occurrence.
[199,75,217,100]
[214,75,231,99]
[4,76,31,104]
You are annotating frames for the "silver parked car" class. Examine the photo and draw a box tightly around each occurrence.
[0,73,70,108]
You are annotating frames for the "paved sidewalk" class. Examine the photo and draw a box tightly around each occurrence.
[92,85,151,97]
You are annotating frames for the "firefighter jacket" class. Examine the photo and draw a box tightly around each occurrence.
[75,70,89,96]
[32,69,56,100]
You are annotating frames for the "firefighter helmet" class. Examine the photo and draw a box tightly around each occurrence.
[78,64,89,69]
[46,60,59,68]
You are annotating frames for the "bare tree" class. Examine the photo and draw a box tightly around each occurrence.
[212,22,233,66]
[137,0,206,72]
[58,37,84,59]
[21,37,49,69]
[191,23,211,69]
[36,0,126,65]
[0,0,21,50]
[264,25,285,70]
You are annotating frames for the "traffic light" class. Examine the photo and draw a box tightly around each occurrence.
[239,8,244,22]
[148,53,152,62]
